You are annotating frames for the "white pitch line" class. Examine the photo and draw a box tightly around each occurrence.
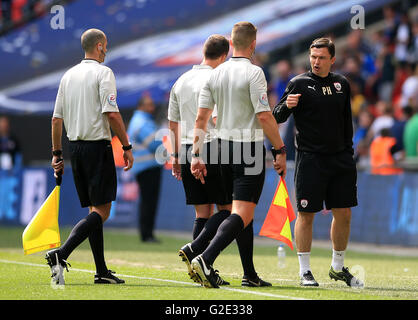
[0,259,309,300]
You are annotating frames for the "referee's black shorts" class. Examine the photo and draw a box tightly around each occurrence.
[294,149,358,213]
[181,140,231,205]
[219,140,266,205]
[69,140,117,208]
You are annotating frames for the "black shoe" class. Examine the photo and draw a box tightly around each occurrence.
[178,243,200,283]
[242,274,272,287]
[191,255,219,288]
[300,270,319,287]
[329,266,364,288]
[94,270,125,284]
[45,249,71,285]
[214,269,230,286]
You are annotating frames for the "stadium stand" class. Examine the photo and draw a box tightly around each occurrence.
[0,0,59,35]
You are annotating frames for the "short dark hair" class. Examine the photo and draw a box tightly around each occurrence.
[203,35,229,60]
[81,29,106,53]
[310,38,335,58]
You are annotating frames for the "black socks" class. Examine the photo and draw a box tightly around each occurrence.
[236,220,257,279]
[202,213,244,266]
[88,216,108,276]
[192,217,208,240]
[191,210,231,253]
[191,213,254,275]
[58,212,105,273]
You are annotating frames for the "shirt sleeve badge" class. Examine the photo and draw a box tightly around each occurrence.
[108,93,117,106]
[259,92,269,106]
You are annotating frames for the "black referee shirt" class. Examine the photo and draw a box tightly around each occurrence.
[273,71,354,155]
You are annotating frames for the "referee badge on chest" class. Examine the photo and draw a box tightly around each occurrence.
[108,93,117,106]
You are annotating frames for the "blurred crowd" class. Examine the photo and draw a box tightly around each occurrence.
[0,115,21,171]
[1,3,418,176]
[0,0,55,33]
[262,5,418,174]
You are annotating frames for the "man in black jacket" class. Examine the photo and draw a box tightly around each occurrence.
[273,38,363,288]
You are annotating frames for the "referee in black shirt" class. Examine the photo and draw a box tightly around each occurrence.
[273,38,363,288]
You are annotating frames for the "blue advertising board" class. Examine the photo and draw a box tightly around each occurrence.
[1,166,417,246]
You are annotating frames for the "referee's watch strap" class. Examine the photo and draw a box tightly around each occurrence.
[122,144,132,151]
[52,149,62,157]
[271,145,286,158]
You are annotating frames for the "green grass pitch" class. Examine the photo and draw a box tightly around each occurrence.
[0,226,417,300]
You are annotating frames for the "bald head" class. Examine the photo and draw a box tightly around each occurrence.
[81,29,106,53]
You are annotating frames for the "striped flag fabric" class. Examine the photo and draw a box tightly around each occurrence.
[259,177,296,249]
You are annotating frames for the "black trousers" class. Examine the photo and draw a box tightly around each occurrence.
[135,166,162,240]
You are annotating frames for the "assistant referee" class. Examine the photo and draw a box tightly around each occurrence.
[169,35,231,285]
[47,28,133,285]
[189,22,286,288]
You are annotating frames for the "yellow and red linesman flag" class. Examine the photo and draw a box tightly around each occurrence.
[259,177,296,250]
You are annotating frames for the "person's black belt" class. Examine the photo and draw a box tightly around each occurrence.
[69,139,111,145]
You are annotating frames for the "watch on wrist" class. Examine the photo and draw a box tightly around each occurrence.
[191,152,200,158]
[171,152,179,158]
[122,144,132,151]
[52,149,62,157]
[271,145,286,158]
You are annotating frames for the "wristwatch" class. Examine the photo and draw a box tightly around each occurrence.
[52,149,62,157]
[271,145,286,158]
[171,152,179,158]
[122,144,132,151]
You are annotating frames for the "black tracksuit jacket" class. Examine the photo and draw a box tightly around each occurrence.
[273,71,354,155]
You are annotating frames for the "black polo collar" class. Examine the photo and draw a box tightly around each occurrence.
[82,58,101,63]
[231,56,251,60]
